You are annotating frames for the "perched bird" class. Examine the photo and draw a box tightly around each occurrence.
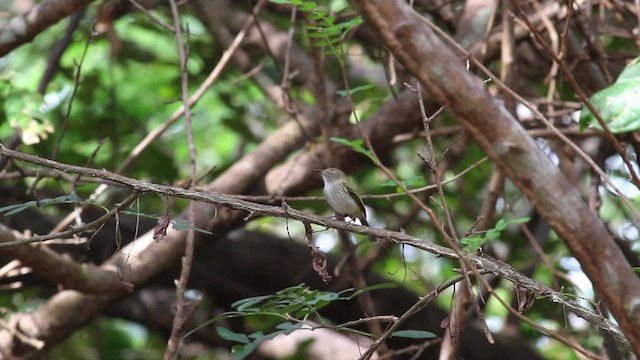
[317,168,376,242]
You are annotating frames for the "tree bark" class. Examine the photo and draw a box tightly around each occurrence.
[351,0,640,354]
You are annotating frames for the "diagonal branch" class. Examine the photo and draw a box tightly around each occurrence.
[350,0,640,354]
[0,0,94,56]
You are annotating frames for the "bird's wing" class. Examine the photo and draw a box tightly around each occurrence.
[344,183,367,219]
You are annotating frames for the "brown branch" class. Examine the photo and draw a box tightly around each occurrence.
[0,0,95,56]
[0,223,122,294]
[0,142,627,349]
[127,0,174,32]
[350,0,640,354]
[164,0,200,357]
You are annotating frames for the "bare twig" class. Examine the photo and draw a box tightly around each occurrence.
[0,192,139,248]
[415,85,494,346]
[128,0,175,31]
[28,26,95,196]
[359,273,468,360]
[164,1,198,358]
[334,214,386,352]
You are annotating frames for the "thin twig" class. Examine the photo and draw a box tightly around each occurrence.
[48,0,267,234]
[28,26,94,196]
[0,192,140,248]
[416,85,494,345]
[165,1,198,358]
[423,18,640,221]
[128,0,175,32]
[358,273,470,360]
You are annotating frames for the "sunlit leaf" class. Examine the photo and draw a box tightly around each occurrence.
[580,56,640,133]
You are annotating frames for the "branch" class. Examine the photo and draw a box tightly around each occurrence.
[0,224,123,293]
[0,0,94,56]
[351,0,640,354]
[0,143,627,349]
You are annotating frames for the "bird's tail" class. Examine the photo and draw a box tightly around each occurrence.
[359,217,377,242]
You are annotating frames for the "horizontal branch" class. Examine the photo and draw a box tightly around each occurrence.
[0,224,123,293]
[0,143,627,347]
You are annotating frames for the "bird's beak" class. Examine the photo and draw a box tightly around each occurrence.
[313,169,322,173]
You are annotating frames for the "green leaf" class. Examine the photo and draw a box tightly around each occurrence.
[0,202,35,216]
[307,31,329,38]
[308,13,331,21]
[330,137,373,159]
[336,84,376,97]
[217,327,249,344]
[340,17,363,30]
[0,194,84,216]
[299,1,316,11]
[460,235,486,253]
[494,219,508,231]
[281,302,307,315]
[171,219,213,235]
[580,56,640,133]
[348,282,397,299]
[485,228,501,240]
[248,330,265,339]
[330,136,361,147]
[391,330,437,339]
[275,322,306,335]
[511,217,531,224]
[275,322,295,330]
[460,216,530,253]
[229,330,287,360]
[616,57,640,81]
[313,37,342,46]
[230,341,259,360]
[199,283,397,359]
[232,295,271,311]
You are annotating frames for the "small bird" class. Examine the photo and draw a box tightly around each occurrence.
[316,167,370,227]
